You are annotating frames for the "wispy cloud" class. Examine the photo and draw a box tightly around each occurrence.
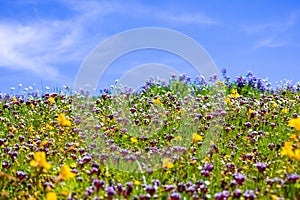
[0,0,132,80]
[254,38,285,48]
[0,22,59,78]
[0,3,102,81]
[156,13,218,25]
[66,0,218,26]
[0,20,86,80]
[0,0,218,83]
[243,9,300,48]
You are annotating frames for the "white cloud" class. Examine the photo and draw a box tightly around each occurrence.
[0,8,101,82]
[0,22,57,77]
[65,0,218,26]
[0,0,132,81]
[0,20,84,80]
[254,38,285,48]
[243,9,300,48]
[157,13,218,25]
[0,0,218,83]
[243,9,300,34]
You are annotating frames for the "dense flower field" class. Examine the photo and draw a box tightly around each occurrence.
[0,70,299,200]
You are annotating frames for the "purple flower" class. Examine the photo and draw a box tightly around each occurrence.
[179,74,186,81]
[214,190,230,200]
[245,122,252,128]
[233,173,246,185]
[204,163,214,171]
[209,74,218,82]
[230,180,237,188]
[222,68,227,77]
[106,186,116,196]
[82,156,91,163]
[85,186,95,197]
[254,162,266,172]
[236,75,247,88]
[233,189,242,198]
[199,184,208,193]
[16,171,27,180]
[287,173,299,183]
[186,185,195,194]
[170,192,181,200]
[201,170,210,177]
[152,179,160,186]
[116,183,123,195]
[145,185,156,195]
[2,161,10,169]
[268,143,275,151]
[176,182,185,193]
[257,79,265,92]
[93,179,105,190]
[139,194,151,200]
[164,185,175,192]
[243,190,256,200]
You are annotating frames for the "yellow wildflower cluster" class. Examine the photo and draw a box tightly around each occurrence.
[162,158,174,169]
[281,142,300,161]
[192,133,203,144]
[281,118,300,161]
[154,97,162,105]
[46,192,57,200]
[230,89,240,98]
[225,97,231,104]
[30,152,51,172]
[288,118,300,131]
[57,113,71,127]
[59,165,76,181]
[48,97,55,104]
[130,137,138,144]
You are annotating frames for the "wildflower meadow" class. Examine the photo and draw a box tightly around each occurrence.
[0,70,299,200]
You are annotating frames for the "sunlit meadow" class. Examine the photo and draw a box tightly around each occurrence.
[0,69,299,200]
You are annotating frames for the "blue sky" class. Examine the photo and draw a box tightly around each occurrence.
[0,0,299,93]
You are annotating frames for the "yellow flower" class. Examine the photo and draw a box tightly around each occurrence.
[48,97,55,104]
[290,134,298,141]
[40,140,48,147]
[162,158,174,169]
[61,190,69,196]
[281,142,300,161]
[272,102,278,108]
[57,113,71,127]
[225,97,231,104]
[70,162,77,168]
[46,124,53,131]
[154,97,162,105]
[46,192,57,200]
[288,118,300,131]
[248,108,254,115]
[10,127,18,133]
[130,137,138,144]
[230,89,239,98]
[134,180,141,185]
[281,142,293,157]
[281,108,288,114]
[59,165,76,180]
[28,126,34,132]
[193,133,203,143]
[30,152,51,171]
[294,149,300,161]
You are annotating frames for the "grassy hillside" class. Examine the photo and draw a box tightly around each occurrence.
[0,71,299,200]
